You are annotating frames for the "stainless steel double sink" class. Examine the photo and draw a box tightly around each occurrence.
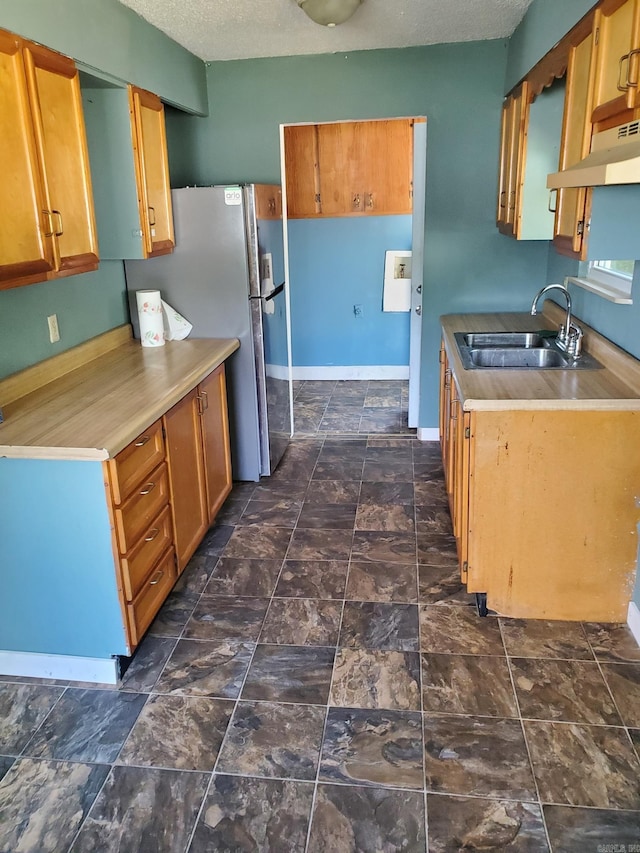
[454,331,603,370]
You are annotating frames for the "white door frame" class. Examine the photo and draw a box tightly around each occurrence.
[280,116,427,428]
[409,118,427,428]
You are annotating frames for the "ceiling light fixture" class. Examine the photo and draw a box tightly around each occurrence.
[297,0,363,27]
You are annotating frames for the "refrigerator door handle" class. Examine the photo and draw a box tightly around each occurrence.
[264,282,285,302]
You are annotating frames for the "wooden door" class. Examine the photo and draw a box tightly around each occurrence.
[361,119,413,215]
[199,365,233,522]
[0,30,55,287]
[554,28,596,258]
[591,0,640,125]
[129,85,174,257]
[23,41,98,275]
[163,388,209,572]
[284,124,321,217]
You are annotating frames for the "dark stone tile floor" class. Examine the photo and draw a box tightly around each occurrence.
[1,430,639,852]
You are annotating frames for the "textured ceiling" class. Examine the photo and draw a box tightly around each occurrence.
[116,0,535,62]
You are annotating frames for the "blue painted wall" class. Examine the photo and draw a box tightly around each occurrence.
[165,42,551,426]
[505,0,594,91]
[288,215,412,367]
[0,262,128,378]
[0,0,207,381]
[0,459,128,658]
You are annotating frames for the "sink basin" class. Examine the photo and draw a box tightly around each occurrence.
[469,347,568,368]
[463,332,546,348]
[453,331,604,370]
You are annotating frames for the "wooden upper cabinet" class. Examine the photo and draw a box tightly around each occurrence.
[284,124,320,218]
[0,31,55,286]
[363,119,414,215]
[255,184,282,220]
[285,119,413,218]
[554,27,597,259]
[0,29,98,289]
[316,122,362,215]
[497,83,528,238]
[23,42,99,275]
[591,0,640,126]
[129,85,174,258]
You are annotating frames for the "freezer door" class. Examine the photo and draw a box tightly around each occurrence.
[245,185,292,475]
[124,186,262,482]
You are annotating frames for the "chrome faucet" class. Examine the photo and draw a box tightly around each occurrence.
[530,283,583,358]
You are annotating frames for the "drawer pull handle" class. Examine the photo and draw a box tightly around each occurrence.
[139,482,156,495]
[134,436,150,447]
[144,528,160,542]
[149,570,164,586]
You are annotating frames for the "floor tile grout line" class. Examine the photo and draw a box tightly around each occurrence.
[589,639,635,735]
[16,682,69,760]
[182,766,216,853]
[499,621,553,850]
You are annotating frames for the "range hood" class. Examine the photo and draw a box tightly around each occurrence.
[547,120,640,189]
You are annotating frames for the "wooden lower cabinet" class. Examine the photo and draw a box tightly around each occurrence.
[439,344,639,621]
[163,388,209,572]
[163,364,233,574]
[109,363,232,650]
[200,365,233,521]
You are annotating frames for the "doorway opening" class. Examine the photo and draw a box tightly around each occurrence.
[280,116,426,436]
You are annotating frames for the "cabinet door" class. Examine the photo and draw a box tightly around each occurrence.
[591,0,640,125]
[23,41,99,275]
[505,84,528,238]
[316,122,364,216]
[163,388,209,572]
[199,365,233,522]
[0,31,55,287]
[255,184,282,220]
[554,29,596,258]
[284,124,321,218]
[496,101,510,228]
[361,119,413,215]
[129,86,175,257]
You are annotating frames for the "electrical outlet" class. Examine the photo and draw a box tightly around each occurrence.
[47,314,60,343]
[353,304,363,317]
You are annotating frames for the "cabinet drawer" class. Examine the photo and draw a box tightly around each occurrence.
[110,420,165,504]
[120,505,173,601]
[127,547,176,646]
[114,462,169,554]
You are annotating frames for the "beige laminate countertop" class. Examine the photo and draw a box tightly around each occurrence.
[0,333,239,461]
[441,303,640,411]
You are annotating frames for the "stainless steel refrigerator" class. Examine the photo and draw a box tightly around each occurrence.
[124,185,292,482]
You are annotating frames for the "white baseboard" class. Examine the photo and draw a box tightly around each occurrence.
[417,428,439,442]
[265,364,290,380]
[628,601,640,647]
[0,650,119,684]
[292,365,410,381]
